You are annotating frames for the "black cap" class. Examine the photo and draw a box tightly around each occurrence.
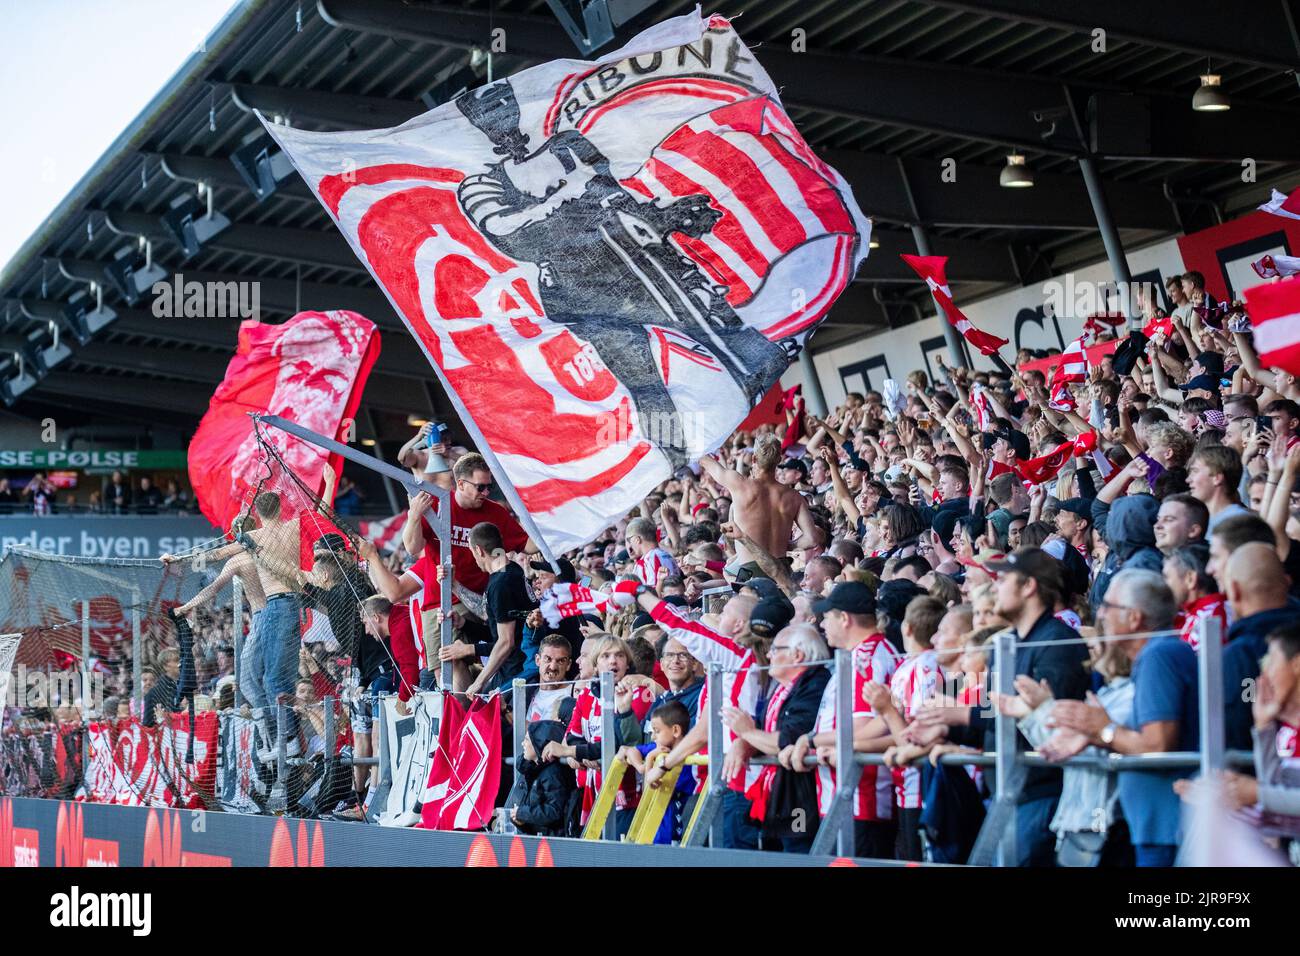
[313,532,350,553]
[813,581,877,617]
[985,547,1063,593]
[1179,373,1219,393]
[750,596,795,638]
[530,557,577,583]
[1056,497,1093,519]
[1194,351,1225,379]
[741,577,784,601]
[613,549,631,565]
[778,458,809,478]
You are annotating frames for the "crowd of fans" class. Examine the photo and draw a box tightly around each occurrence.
[7,270,1300,866]
[347,271,1299,865]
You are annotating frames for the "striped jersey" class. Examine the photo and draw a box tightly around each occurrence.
[650,600,760,792]
[1176,594,1228,651]
[889,649,943,809]
[566,682,655,821]
[634,547,680,589]
[814,633,899,821]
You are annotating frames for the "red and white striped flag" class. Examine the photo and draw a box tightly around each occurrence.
[900,254,1008,356]
[1252,253,1300,279]
[1050,336,1088,388]
[359,511,406,553]
[540,580,638,628]
[1259,187,1300,222]
[1243,278,1300,375]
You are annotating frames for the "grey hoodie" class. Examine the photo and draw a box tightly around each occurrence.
[1090,494,1163,608]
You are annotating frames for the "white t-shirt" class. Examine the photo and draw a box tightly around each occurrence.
[527,686,573,723]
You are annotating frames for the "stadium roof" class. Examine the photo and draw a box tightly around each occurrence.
[3,0,1298,440]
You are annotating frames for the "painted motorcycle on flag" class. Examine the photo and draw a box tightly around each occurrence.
[265,12,871,552]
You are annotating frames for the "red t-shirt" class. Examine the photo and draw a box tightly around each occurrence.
[419,497,529,596]
[388,603,421,702]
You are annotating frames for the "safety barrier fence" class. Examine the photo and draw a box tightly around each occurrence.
[531,613,1238,861]
[4,611,1253,863]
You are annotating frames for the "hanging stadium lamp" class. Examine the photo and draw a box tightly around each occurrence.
[1191,73,1230,112]
[999,153,1034,188]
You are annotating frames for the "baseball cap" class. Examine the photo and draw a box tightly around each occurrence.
[1179,373,1219,393]
[741,577,784,601]
[1055,497,1093,519]
[984,547,1063,593]
[750,596,795,638]
[812,580,877,617]
[778,458,809,479]
[529,557,577,583]
[613,549,631,565]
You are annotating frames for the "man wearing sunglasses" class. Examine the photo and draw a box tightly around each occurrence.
[402,451,539,632]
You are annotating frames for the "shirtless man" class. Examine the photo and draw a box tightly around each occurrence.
[172,514,269,714]
[700,434,821,579]
[164,464,338,755]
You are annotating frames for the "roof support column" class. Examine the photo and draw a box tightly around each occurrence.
[1078,154,1135,324]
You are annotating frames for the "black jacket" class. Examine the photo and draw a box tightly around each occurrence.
[954,610,1090,804]
[513,720,577,836]
[764,665,831,835]
[1224,600,1300,751]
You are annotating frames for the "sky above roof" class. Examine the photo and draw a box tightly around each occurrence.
[0,0,239,275]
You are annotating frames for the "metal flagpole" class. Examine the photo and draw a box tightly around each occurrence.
[231,577,244,709]
[600,670,617,841]
[252,414,459,687]
[131,596,143,716]
[993,630,1018,867]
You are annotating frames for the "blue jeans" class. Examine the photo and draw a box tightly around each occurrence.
[1016,795,1060,867]
[722,789,760,850]
[239,608,267,711]
[260,594,301,737]
[1135,844,1177,867]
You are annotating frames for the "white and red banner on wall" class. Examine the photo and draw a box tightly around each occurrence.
[264,11,870,553]
[80,713,218,810]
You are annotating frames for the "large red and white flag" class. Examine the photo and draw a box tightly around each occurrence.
[1243,278,1300,375]
[263,12,871,553]
[1259,187,1300,222]
[419,694,502,831]
[187,311,380,550]
[899,254,1008,356]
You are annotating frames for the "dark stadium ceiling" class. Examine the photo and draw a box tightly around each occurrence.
[3,0,1299,438]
